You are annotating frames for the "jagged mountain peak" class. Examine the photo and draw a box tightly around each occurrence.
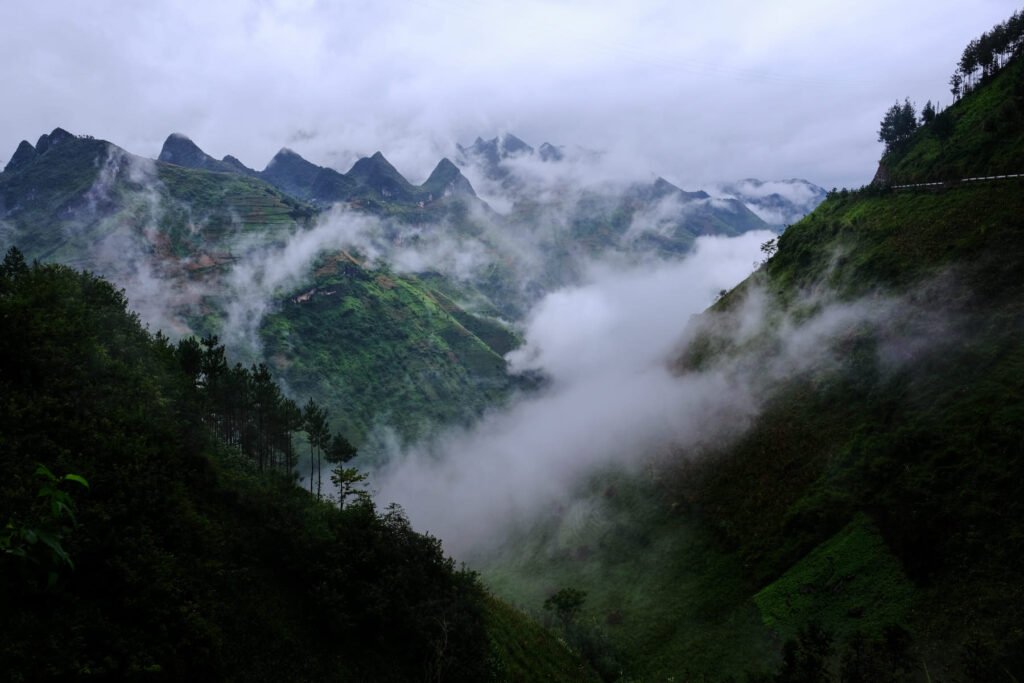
[538,142,564,162]
[158,132,253,176]
[158,132,212,166]
[35,127,75,156]
[423,157,476,198]
[271,147,302,160]
[264,147,319,172]
[459,133,535,160]
[498,133,533,156]
[4,140,37,173]
[220,154,256,175]
[348,151,402,180]
[649,177,710,200]
[717,177,827,226]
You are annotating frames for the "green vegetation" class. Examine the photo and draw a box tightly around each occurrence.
[877,98,920,152]
[261,252,517,445]
[481,476,778,680]
[0,133,523,446]
[674,48,1024,678]
[879,15,1024,184]
[486,36,1024,681]
[484,596,601,682]
[753,516,914,642]
[0,249,584,680]
[949,10,1023,100]
[1,464,90,589]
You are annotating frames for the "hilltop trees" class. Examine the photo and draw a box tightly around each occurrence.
[878,99,918,152]
[877,9,1023,167]
[950,10,1024,100]
[920,100,936,124]
[544,588,587,628]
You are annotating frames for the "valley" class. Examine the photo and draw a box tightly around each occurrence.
[2,6,1023,681]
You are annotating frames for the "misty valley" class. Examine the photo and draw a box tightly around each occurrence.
[3,6,1024,682]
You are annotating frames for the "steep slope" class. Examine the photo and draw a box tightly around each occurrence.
[672,53,1024,678]
[0,131,311,265]
[555,176,767,259]
[880,53,1024,184]
[483,49,1024,682]
[261,147,336,199]
[0,253,593,681]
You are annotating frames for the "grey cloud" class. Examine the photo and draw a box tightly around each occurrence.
[1,1,1017,190]
[372,233,963,557]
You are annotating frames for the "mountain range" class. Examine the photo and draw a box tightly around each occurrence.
[2,18,1023,681]
[0,126,806,445]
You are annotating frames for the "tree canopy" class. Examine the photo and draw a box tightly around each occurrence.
[878,98,918,152]
[0,249,493,680]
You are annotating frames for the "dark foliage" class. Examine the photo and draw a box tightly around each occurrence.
[951,10,1024,100]
[0,251,492,681]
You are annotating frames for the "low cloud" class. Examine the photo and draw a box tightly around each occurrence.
[219,208,383,354]
[373,235,959,558]
[373,231,774,555]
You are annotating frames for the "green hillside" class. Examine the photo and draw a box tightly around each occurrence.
[261,250,519,445]
[0,133,518,445]
[0,252,592,681]
[483,45,1024,682]
[881,41,1024,185]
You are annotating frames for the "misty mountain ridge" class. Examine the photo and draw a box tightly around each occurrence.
[160,132,476,207]
[716,177,827,226]
[0,128,520,444]
[454,131,825,228]
[0,124,789,447]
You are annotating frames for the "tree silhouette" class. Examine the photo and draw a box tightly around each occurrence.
[878,99,918,152]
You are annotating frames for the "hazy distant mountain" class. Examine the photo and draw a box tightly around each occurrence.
[716,178,827,227]
[456,133,569,180]
[454,133,771,264]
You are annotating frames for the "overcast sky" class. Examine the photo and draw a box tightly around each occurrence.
[0,0,1016,189]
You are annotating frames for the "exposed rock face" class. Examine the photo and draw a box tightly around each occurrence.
[872,162,891,186]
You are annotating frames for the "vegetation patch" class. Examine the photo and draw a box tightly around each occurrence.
[754,515,914,641]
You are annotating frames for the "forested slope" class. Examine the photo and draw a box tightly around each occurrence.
[672,44,1024,680]
[483,35,1024,682]
[0,251,593,681]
